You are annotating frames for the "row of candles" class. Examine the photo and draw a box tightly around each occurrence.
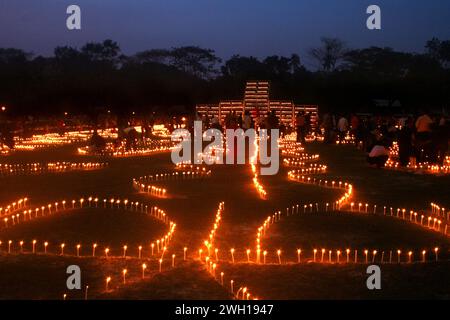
[63,252,185,299]
[205,247,443,264]
[0,239,179,260]
[250,138,267,199]
[254,200,449,248]
[196,202,258,300]
[78,139,173,157]
[12,129,118,150]
[0,162,107,176]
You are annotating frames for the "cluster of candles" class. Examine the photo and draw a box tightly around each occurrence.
[78,139,173,157]
[385,142,450,174]
[0,144,11,155]
[335,133,356,145]
[0,197,28,218]
[431,202,449,221]
[0,162,107,176]
[13,129,117,150]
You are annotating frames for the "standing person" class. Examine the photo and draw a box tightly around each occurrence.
[337,115,349,142]
[242,111,252,130]
[398,117,414,167]
[296,112,306,143]
[415,111,433,162]
[350,114,360,144]
[435,116,449,165]
[321,113,333,143]
[305,112,311,137]
[202,113,210,130]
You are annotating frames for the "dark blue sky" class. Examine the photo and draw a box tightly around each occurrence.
[1,0,449,67]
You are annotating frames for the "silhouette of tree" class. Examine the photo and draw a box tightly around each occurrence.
[309,37,347,72]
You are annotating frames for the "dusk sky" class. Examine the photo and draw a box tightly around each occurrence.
[1,0,449,67]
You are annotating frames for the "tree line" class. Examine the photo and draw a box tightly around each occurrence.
[0,37,449,117]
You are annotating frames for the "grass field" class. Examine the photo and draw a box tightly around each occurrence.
[0,141,449,299]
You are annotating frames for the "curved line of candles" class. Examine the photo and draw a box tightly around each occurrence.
[196,202,257,300]
[250,137,267,200]
[253,138,448,270]
[133,164,211,198]
[0,196,175,246]
[0,196,177,298]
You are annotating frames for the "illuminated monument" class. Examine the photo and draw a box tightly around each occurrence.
[196,81,319,128]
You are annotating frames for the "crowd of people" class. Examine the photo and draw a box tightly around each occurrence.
[320,112,450,168]
[190,110,290,135]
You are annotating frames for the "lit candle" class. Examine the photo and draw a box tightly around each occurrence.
[172,254,175,267]
[60,243,65,255]
[346,249,350,263]
[44,241,48,254]
[106,277,111,291]
[32,240,36,254]
[246,249,251,263]
[364,250,368,263]
[230,249,235,263]
[122,269,127,284]
[92,243,97,257]
[220,272,224,285]
[138,245,142,259]
[230,280,234,294]
[397,250,401,263]
[142,263,147,278]
[408,251,412,263]
[123,245,127,258]
[183,247,187,261]
[313,249,317,262]
[263,250,267,264]
[372,250,377,263]
[297,249,301,263]
[277,250,282,264]
[159,259,163,272]
[85,286,89,300]
[434,247,439,261]
[76,244,81,257]
[105,248,109,258]
[321,249,325,262]
[422,250,426,263]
